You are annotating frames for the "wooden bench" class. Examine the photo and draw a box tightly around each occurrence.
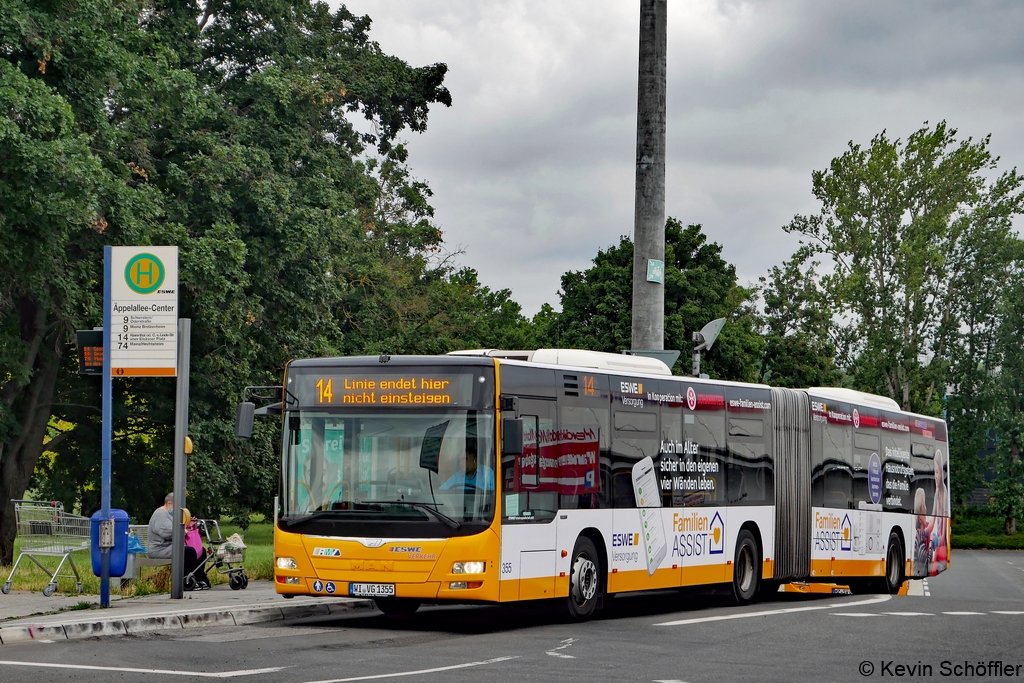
[127,524,170,578]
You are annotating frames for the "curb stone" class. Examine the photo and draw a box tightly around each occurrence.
[232,607,284,625]
[280,603,331,620]
[124,615,183,634]
[64,620,127,640]
[0,624,68,644]
[180,611,237,628]
[0,599,374,644]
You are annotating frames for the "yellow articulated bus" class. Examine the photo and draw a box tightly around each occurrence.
[235,349,950,619]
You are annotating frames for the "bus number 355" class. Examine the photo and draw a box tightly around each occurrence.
[501,562,513,575]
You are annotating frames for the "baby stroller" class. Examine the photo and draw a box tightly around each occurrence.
[185,519,249,591]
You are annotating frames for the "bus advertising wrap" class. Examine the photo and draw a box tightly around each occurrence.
[515,424,600,495]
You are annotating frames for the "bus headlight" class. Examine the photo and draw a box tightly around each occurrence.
[276,557,298,570]
[452,561,485,574]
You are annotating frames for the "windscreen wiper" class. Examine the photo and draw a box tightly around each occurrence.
[362,500,462,530]
[287,510,343,524]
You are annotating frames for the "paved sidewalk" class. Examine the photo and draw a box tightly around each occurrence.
[0,580,373,644]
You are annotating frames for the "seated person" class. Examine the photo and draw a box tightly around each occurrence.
[440,448,495,491]
[147,492,175,559]
[146,495,210,589]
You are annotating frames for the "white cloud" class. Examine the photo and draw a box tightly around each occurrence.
[340,0,1024,315]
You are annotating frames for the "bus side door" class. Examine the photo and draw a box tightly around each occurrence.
[501,398,558,601]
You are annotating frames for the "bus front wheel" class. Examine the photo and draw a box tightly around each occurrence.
[566,536,601,620]
[731,529,760,605]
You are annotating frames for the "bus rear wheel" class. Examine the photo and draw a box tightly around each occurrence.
[732,529,760,605]
[374,598,421,616]
[566,536,601,621]
[883,531,905,594]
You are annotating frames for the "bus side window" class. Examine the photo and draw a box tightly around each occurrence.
[822,421,853,509]
[660,399,683,507]
[724,386,773,507]
[852,414,880,506]
[880,413,912,512]
[503,399,558,523]
[811,402,854,510]
[911,442,936,515]
[557,373,611,509]
[682,408,726,507]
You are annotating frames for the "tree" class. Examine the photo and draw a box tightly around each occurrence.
[3,0,458,554]
[758,246,840,388]
[541,220,764,380]
[989,267,1024,533]
[784,122,1024,415]
[0,0,163,563]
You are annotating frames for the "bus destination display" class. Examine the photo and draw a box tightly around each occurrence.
[295,372,475,407]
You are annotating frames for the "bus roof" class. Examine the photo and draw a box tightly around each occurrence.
[806,387,901,411]
[448,348,672,376]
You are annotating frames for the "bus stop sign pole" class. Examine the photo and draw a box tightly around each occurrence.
[100,247,113,607]
[170,319,191,599]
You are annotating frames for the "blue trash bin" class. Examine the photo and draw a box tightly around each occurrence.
[90,509,130,577]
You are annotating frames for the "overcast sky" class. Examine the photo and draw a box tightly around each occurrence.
[340,0,1024,316]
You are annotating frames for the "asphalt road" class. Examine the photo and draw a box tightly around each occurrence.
[2,550,1023,683]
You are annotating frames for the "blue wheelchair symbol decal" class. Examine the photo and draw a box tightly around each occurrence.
[325,582,336,594]
[313,580,324,593]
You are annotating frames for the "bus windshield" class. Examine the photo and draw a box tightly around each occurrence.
[280,410,495,536]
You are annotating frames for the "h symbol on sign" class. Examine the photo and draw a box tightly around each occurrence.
[134,260,155,287]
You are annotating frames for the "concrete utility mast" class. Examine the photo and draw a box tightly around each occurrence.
[631,0,667,351]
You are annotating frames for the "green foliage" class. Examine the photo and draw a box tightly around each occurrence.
[3,0,545,540]
[1,0,168,562]
[987,271,1024,531]
[758,246,840,388]
[784,122,1024,414]
[11,0,539,536]
[951,509,1024,549]
[538,220,764,380]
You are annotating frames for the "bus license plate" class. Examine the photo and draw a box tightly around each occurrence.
[349,583,395,597]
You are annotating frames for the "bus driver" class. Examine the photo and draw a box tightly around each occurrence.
[440,446,494,491]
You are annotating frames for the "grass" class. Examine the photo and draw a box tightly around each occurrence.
[951,509,1024,549]
[5,512,1020,595]
[0,521,274,596]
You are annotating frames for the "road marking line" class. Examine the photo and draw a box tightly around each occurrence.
[992,611,1024,615]
[299,656,518,683]
[546,637,577,659]
[654,594,891,626]
[907,580,924,596]
[882,612,933,616]
[943,611,984,615]
[830,613,879,617]
[0,661,285,678]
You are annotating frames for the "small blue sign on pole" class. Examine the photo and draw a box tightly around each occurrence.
[646,259,664,284]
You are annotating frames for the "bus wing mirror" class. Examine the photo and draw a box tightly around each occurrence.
[502,419,524,455]
[235,402,256,439]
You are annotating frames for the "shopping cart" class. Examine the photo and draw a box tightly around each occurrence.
[1,500,90,596]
